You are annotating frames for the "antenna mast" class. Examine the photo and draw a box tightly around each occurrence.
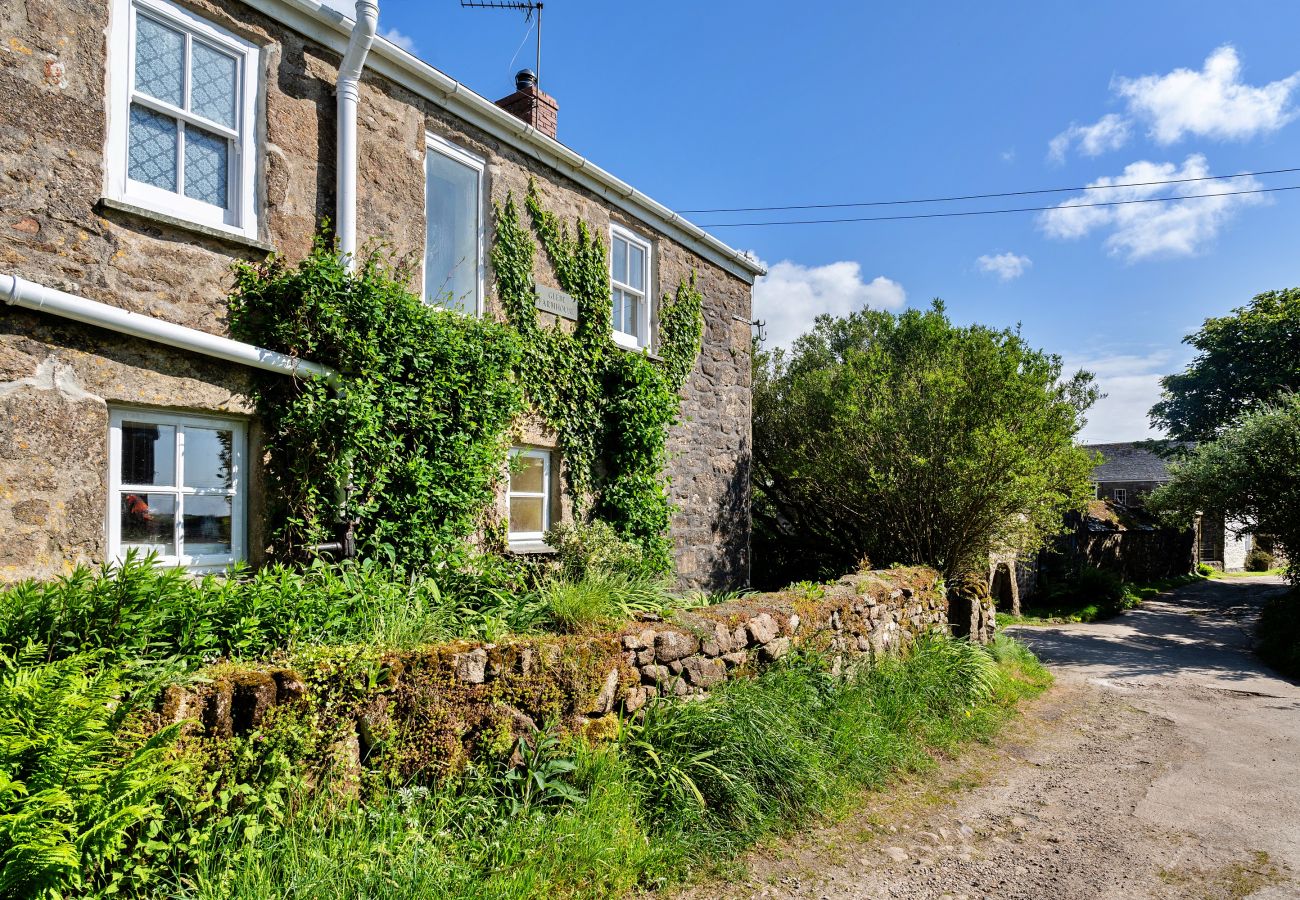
[460,0,544,87]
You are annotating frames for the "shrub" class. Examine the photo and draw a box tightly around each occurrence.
[545,520,659,581]
[1246,548,1276,572]
[1198,562,1217,577]
[1046,566,1125,610]
[752,300,1098,587]
[1257,593,1300,679]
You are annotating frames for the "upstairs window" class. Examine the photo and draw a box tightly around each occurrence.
[507,448,551,545]
[108,409,246,572]
[424,134,485,313]
[107,0,259,237]
[610,225,651,349]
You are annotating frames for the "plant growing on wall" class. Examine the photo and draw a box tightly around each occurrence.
[228,240,524,570]
[492,182,704,573]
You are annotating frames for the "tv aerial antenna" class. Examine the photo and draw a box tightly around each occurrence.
[460,1,544,87]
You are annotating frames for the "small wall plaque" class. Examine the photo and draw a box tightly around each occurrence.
[535,285,579,320]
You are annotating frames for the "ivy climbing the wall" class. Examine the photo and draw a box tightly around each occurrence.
[230,186,703,577]
[228,239,524,570]
[492,181,705,573]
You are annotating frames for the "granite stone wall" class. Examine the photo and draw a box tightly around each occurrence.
[157,567,945,780]
[0,0,753,585]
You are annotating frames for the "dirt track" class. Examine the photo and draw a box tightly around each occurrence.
[673,576,1300,900]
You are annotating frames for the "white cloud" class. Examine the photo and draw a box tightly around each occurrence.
[752,259,906,350]
[1115,45,1300,144]
[976,252,1032,281]
[1064,349,1182,443]
[379,27,417,53]
[1037,154,1266,261]
[1047,113,1131,162]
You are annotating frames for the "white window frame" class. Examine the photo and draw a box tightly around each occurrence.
[507,447,551,544]
[105,0,260,238]
[609,224,653,350]
[1114,488,1127,505]
[107,408,247,572]
[423,132,486,316]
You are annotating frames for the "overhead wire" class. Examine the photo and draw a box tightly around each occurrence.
[678,166,1300,214]
[694,183,1300,228]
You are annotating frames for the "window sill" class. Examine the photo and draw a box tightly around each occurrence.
[97,197,274,254]
[508,540,556,555]
[610,336,663,361]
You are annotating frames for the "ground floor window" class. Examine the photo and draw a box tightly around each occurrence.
[108,408,246,571]
[508,447,551,544]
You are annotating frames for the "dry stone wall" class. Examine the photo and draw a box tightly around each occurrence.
[158,567,945,783]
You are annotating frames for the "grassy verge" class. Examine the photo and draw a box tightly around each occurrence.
[180,635,1049,900]
[1205,567,1287,579]
[998,574,1200,627]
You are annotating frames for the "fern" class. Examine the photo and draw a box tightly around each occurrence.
[0,645,183,899]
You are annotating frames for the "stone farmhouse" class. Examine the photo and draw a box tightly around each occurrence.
[1084,441,1254,571]
[0,0,765,587]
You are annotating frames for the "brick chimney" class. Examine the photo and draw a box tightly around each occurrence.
[495,69,558,139]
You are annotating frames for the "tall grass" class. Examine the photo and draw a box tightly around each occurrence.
[201,635,1051,900]
[536,570,676,633]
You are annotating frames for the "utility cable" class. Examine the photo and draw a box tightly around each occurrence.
[697,183,1300,227]
[679,166,1300,214]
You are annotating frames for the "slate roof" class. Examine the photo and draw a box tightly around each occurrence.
[1082,442,1174,483]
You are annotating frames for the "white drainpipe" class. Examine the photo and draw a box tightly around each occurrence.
[0,274,338,386]
[336,0,379,270]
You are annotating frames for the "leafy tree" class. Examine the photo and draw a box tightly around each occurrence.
[1148,393,1300,573]
[1151,288,1300,441]
[752,302,1098,588]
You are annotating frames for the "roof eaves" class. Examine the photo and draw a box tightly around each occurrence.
[242,0,767,283]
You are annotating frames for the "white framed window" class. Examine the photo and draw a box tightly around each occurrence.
[507,448,551,544]
[105,0,259,238]
[610,224,652,350]
[108,408,247,572]
[1114,488,1127,505]
[424,133,485,314]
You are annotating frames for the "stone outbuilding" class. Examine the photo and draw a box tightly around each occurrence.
[0,0,764,587]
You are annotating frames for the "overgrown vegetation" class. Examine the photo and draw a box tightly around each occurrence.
[0,553,533,669]
[29,636,1044,900]
[1,543,1052,900]
[752,301,1098,588]
[493,184,704,572]
[228,240,524,569]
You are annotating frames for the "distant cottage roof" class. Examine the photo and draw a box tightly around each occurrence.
[1082,442,1173,483]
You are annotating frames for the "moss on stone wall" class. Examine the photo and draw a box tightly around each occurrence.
[158,567,945,790]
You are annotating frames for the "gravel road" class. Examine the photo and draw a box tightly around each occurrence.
[672,575,1299,900]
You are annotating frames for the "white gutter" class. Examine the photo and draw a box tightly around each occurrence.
[240,0,765,284]
[335,0,379,269]
[0,274,339,386]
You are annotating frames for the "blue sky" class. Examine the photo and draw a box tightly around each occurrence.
[367,0,1300,442]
